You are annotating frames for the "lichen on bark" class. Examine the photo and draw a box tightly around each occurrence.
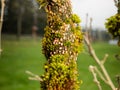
[37,0,83,90]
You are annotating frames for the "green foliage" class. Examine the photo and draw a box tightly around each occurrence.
[3,0,46,35]
[41,54,80,90]
[71,14,81,23]
[65,14,81,24]
[0,37,120,90]
[37,0,48,9]
[105,14,120,46]
[38,0,83,90]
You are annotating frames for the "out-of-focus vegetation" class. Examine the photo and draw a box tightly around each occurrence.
[0,0,113,42]
[0,35,45,90]
[105,14,120,46]
[105,14,120,38]
[0,0,46,36]
[0,35,120,90]
[105,0,120,46]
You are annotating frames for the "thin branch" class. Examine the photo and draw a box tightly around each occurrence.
[89,65,102,90]
[25,70,43,82]
[94,66,108,84]
[0,0,5,55]
[101,54,109,64]
[84,34,101,65]
[116,75,120,90]
[84,33,116,90]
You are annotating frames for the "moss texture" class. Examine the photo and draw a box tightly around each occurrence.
[37,0,83,90]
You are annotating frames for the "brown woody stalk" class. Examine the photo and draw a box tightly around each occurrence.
[89,65,102,90]
[0,0,5,55]
[84,33,116,90]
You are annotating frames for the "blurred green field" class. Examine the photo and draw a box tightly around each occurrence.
[0,35,120,90]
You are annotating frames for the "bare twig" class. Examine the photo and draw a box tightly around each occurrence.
[94,66,107,84]
[101,54,109,64]
[25,70,43,81]
[116,75,120,90]
[84,33,116,90]
[89,65,102,90]
[0,0,5,55]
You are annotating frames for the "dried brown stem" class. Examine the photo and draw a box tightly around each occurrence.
[94,66,107,84]
[101,54,109,64]
[84,33,116,90]
[0,0,5,55]
[89,65,102,90]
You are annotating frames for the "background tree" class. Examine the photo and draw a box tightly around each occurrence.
[105,0,120,46]
[1,0,46,37]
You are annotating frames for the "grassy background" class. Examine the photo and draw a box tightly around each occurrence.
[0,35,120,90]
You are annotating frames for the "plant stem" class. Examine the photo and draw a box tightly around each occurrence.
[0,0,5,55]
[84,34,116,90]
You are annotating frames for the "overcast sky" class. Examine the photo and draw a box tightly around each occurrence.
[71,0,117,29]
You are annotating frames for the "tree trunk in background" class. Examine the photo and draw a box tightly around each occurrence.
[17,8,22,40]
[118,0,120,45]
[118,0,120,14]
[37,0,83,90]
[32,9,38,41]
[17,7,24,40]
